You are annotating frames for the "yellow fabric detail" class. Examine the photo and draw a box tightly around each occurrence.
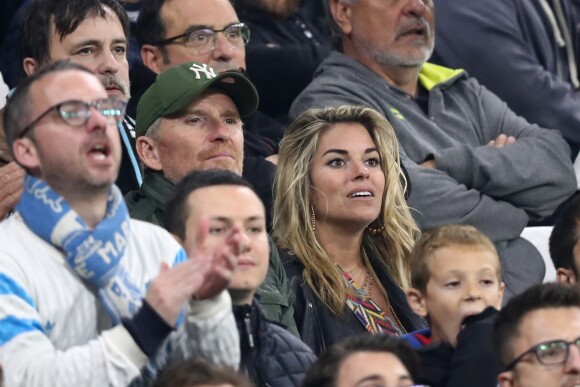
[419,63,464,91]
[390,108,406,121]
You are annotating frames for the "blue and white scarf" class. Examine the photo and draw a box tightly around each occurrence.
[17,175,143,325]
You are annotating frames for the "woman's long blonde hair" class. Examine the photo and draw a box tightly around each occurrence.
[273,105,420,315]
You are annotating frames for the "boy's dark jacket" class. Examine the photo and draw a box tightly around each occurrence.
[410,307,501,387]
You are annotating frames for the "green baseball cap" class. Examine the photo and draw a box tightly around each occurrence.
[136,62,259,136]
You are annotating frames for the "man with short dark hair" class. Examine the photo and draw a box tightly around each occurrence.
[291,0,577,298]
[18,0,142,194]
[494,283,580,386]
[303,333,418,387]
[0,60,240,386]
[164,169,316,386]
[549,194,580,284]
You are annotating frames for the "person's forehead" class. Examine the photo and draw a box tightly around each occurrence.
[186,185,264,219]
[516,307,580,349]
[50,8,125,45]
[31,70,106,109]
[161,0,238,29]
[427,245,500,276]
[339,351,410,384]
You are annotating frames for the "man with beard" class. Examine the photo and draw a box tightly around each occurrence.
[290,0,577,300]
[16,0,142,195]
[0,60,241,386]
[0,0,142,219]
[233,0,331,120]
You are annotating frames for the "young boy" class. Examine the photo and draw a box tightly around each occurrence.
[403,224,505,386]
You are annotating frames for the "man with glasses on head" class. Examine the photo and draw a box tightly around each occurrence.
[0,60,241,386]
[494,283,580,386]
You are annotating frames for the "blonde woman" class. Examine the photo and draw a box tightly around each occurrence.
[273,105,424,354]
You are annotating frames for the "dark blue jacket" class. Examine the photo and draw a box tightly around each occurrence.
[233,300,316,387]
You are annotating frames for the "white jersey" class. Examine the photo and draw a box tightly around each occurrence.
[0,213,239,387]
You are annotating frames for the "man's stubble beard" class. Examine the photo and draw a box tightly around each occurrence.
[353,33,434,70]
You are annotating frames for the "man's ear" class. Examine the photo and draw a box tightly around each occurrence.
[12,137,39,171]
[407,288,428,317]
[497,371,515,387]
[22,57,39,76]
[556,267,577,285]
[141,45,166,75]
[136,136,163,171]
[330,0,354,35]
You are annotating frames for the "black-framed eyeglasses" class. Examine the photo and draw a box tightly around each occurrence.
[155,22,250,54]
[504,337,580,371]
[18,97,127,139]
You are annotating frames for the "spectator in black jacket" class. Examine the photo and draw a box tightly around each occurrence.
[164,169,316,387]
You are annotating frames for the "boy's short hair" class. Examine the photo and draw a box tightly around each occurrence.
[409,224,500,292]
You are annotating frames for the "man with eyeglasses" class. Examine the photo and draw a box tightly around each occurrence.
[0,60,241,386]
[135,0,284,197]
[494,283,580,386]
[132,0,298,336]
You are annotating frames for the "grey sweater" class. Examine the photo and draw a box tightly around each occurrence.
[291,51,577,298]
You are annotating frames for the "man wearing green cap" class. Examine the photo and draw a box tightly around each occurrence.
[125,62,299,336]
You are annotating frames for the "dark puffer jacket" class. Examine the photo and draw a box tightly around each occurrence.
[233,300,316,387]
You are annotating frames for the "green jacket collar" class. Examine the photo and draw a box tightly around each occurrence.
[140,170,174,209]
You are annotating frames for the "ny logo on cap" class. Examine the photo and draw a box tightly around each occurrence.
[189,63,217,80]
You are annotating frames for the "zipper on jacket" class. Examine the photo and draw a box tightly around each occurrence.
[244,312,255,348]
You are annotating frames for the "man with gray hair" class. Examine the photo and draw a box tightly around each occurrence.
[291,0,577,299]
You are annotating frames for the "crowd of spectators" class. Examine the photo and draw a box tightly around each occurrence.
[0,0,580,387]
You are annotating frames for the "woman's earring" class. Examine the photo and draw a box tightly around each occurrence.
[311,205,316,232]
